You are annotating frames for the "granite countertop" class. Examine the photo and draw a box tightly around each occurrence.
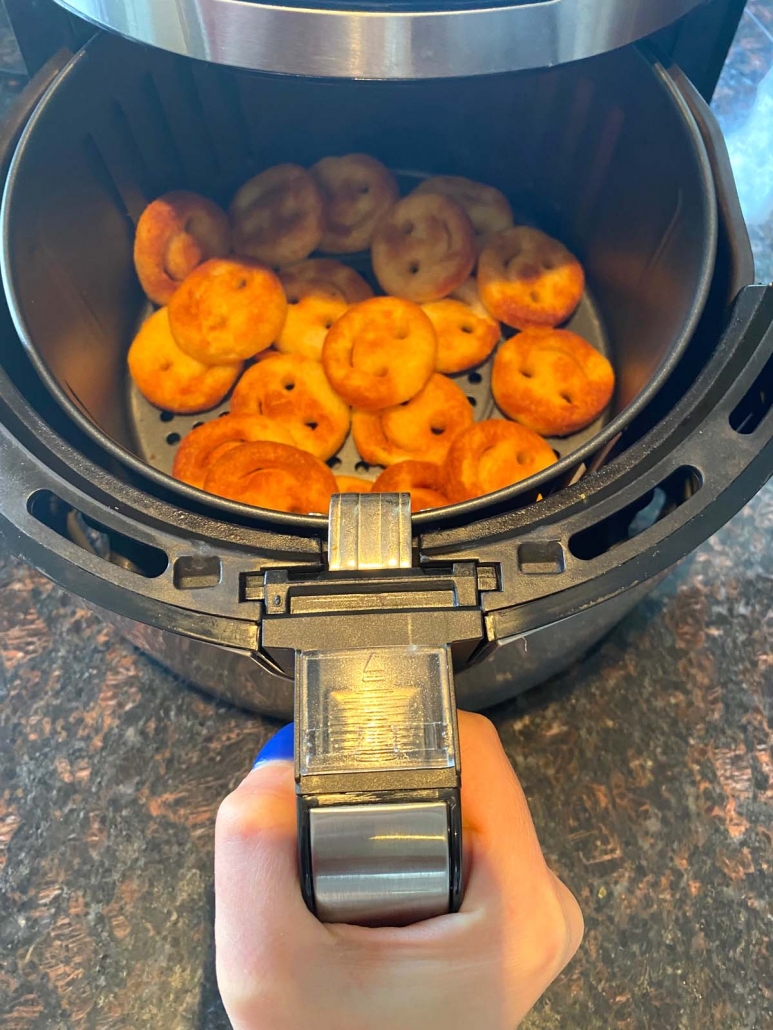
[1,6,772,1029]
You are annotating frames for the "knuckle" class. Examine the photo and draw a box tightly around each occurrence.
[539,891,572,975]
[215,789,253,843]
[520,875,577,984]
[217,968,274,1028]
[464,711,501,746]
[559,880,585,957]
[216,786,276,846]
[216,773,293,849]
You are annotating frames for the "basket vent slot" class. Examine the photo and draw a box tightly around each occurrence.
[569,466,702,561]
[729,350,773,436]
[28,491,167,579]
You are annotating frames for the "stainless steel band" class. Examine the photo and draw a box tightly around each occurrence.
[309,801,453,925]
[53,0,704,80]
[296,494,462,926]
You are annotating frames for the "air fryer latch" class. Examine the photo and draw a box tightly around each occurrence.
[328,491,412,572]
[258,494,490,676]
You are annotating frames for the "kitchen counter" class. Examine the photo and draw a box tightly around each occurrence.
[1,7,772,1029]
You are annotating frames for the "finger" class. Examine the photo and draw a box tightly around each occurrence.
[214,758,326,1009]
[548,869,585,964]
[334,711,564,948]
[458,712,549,908]
[457,712,583,993]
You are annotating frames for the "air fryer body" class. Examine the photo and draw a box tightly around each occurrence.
[47,0,707,79]
[0,1,770,716]
[94,573,666,718]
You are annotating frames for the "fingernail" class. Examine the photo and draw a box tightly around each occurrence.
[252,722,294,769]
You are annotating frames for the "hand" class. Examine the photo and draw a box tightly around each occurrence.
[215,712,583,1030]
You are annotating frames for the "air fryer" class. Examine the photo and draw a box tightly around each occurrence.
[0,0,770,924]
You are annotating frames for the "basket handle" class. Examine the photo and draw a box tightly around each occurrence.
[295,494,464,926]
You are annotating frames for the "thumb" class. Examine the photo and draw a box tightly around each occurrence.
[215,730,325,1009]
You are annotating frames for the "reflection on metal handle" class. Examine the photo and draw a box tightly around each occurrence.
[53,0,704,80]
[295,493,462,926]
[310,802,452,926]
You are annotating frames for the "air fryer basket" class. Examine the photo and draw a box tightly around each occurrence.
[0,33,770,718]
[1,32,717,527]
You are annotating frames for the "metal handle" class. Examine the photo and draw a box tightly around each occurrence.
[295,494,463,926]
[53,0,702,80]
[308,801,454,926]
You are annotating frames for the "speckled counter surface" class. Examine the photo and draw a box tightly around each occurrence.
[1,8,773,1030]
